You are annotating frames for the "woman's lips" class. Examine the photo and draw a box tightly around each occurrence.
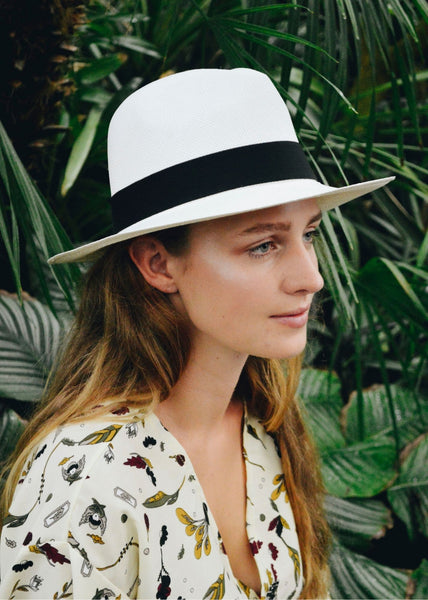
[270,306,310,328]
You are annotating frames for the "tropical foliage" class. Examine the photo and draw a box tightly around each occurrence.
[0,1,427,598]
[298,368,428,598]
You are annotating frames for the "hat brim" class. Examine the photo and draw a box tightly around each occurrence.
[48,175,394,264]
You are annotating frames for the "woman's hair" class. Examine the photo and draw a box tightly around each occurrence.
[0,226,330,598]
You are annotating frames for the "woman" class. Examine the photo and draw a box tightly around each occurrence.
[0,69,393,599]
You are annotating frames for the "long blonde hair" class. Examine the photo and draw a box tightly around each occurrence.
[1,229,330,598]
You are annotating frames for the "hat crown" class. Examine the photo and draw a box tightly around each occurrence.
[48,67,393,265]
[107,68,297,195]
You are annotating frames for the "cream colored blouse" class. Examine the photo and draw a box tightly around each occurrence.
[0,407,302,599]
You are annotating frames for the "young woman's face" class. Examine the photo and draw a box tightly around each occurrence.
[169,197,324,360]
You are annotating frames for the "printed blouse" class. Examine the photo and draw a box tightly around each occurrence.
[0,406,303,599]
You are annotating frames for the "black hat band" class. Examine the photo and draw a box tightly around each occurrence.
[111,141,316,233]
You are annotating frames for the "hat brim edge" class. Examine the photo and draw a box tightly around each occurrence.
[48,175,395,265]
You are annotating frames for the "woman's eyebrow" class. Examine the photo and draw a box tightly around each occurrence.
[239,222,291,235]
[239,211,322,236]
[308,211,323,225]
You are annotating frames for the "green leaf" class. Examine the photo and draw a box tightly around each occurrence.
[225,4,306,17]
[321,436,397,497]
[0,408,26,465]
[298,367,342,404]
[329,538,408,599]
[27,236,76,321]
[324,495,393,553]
[61,107,103,197]
[343,384,428,449]
[316,230,355,325]
[77,54,125,86]
[409,559,428,600]
[298,368,345,453]
[0,187,21,299]
[112,36,162,58]
[357,258,428,330]
[0,121,80,310]
[321,211,358,303]
[79,87,113,106]
[218,17,333,58]
[387,434,428,539]
[416,231,428,269]
[0,293,62,402]
[298,372,397,496]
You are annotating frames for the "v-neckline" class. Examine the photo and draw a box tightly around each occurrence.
[147,405,262,598]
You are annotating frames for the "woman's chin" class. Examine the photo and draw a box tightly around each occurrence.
[253,341,307,361]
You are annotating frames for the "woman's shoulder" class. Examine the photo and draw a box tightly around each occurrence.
[0,412,157,599]
[4,411,157,526]
[18,413,144,475]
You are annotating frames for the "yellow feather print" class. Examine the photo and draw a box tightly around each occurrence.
[176,505,211,560]
[78,424,122,445]
[203,573,225,599]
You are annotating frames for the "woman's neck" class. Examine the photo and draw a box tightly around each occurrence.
[155,339,248,439]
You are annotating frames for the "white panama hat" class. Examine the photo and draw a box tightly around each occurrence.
[49,68,394,264]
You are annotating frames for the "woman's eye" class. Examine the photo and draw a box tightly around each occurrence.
[304,229,320,243]
[249,241,275,257]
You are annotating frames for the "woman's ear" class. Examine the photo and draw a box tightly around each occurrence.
[128,236,178,293]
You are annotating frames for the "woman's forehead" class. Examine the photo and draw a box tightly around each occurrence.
[189,197,321,238]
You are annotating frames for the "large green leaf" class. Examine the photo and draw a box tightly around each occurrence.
[304,401,346,454]
[298,368,346,453]
[298,370,397,496]
[387,434,428,539]
[344,384,428,449]
[325,495,393,553]
[0,294,62,402]
[329,538,408,599]
[321,436,397,497]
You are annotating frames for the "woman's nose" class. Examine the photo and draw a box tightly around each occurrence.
[280,244,324,295]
